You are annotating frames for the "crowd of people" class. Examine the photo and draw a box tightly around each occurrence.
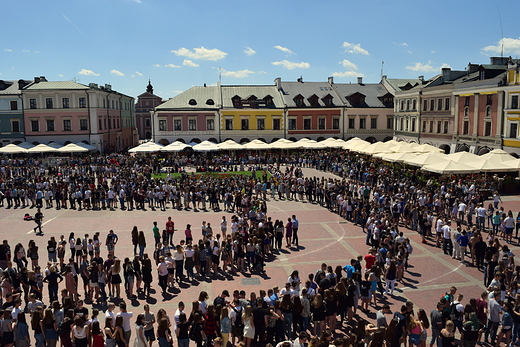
[0,150,518,347]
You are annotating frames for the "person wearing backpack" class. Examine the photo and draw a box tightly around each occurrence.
[449,293,464,333]
[230,299,244,345]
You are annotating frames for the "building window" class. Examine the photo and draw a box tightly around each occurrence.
[30,99,37,109]
[62,98,70,109]
[509,123,518,138]
[188,119,197,131]
[99,119,103,130]
[31,120,39,132]
[423,100,427,111]
[411,118,416,132]
[303,119,311,130]
[80,119,88,131]
[486,95,492,105]
[46,98,53,109]
[406,100,410,110]
[206,118,215,131]
[174,119,182,131]
[145,119,151,127]
[225,119,233,130]
[387,118,393,130]
[318,118,325,130]
[465,97,470,107]
[241,119,249,130]
[273,118,280,130]
[412,99,416,111]
[437,121,441,133]
[79,97,86,108]
[405,119,409,131]
[512,95,519,109]
[463,120,469,135]
[348,118,355,129]
[46,119,55,132]
[371,118,377,129]
[430,121,434,133]
[443,121,449,134]
[400,118,404,131]
[430,99,435,111]
[332,118,340,130]
[257,118,265,130]
[63,119,71,131]
[11,120,20,133]
[288,119,296,130]
[158,119,167,131]
[10,101,18,110]
[294,96,304,107]
[437,99,442,111]
[445,98,450,110]
[484,121,492,136]
[104,118,107,129]
[422,121,427,133]
[400,100,404,111]
[359,118,366,129]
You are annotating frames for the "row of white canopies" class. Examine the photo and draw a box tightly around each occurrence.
[0,142,96,154]
[128,137,520,175]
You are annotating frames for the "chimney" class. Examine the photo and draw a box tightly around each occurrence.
[467,63,479,73]
[34,77,41,83]
[442,68,451,81]
[490,57,508,66]
[418,75,424,83]
[105,84,112,91]
[39,76,47,82]
[328,76,334,84]
[297,77,303,83]
[18,79,26,90]
[357,77,363,84]
[274,77,282,90]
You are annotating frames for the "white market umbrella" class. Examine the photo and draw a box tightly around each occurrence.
[162,141,192,152]
[0,144,28,154]
[75,142,97,150]
[217,139,244,151]
[403,152,448,167]
[320,138,345,148]
[56,143,89,153]
[478,149,517,163]
[27,144,59,153]
[299,140,326,149]
[359,142,396,155]
[412,143,445,153]
[375,152,419,163]
[343,138,370,151]
[445,151,480,164]
[269,138,295,149]
[128,142,165,153]
[422,160,480,174]
[192,140,219,152]
[389,143,419,153]
[468,158,520,172]
[243,139,270,150]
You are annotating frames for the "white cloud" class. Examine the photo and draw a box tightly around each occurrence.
[340,59,358,71]
[183,59,199,67]
[271,60,310,70]
[221,69,255,78]
[257,71,267,74]
[171,46,227,61]
[154,64,180,68]
[22,50,30,53]
[405,61,450,72]
[110,69,124,76]
[400,42,408,46]
[34,51,40,53]
[274,45,295,55]
[135,71,143,76]
[482,37,520,55]
[4,49,12,52]
[407,50,412,54]
[78,69,99,76]
[342,42,369,55]
[332,71,364,78]
[431,51,436,54]
[58,74,64,77]
[244,47,256,56]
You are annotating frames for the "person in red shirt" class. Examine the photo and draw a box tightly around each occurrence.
[364,248,377,271]
[166,216,175,246]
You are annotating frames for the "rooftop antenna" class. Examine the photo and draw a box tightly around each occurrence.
[219,67,222,84]
[380,61,384,78]
[498,6,504,57]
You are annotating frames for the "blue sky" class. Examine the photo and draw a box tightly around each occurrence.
[1,0,520,100]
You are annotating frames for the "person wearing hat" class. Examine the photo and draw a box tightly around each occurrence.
[214,290,230,307]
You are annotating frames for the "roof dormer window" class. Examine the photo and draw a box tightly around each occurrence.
[264,95,274,107]
[308,94,319,107]
[322,94,333,106]
[206,99,214,105]
[293,94,305,107]
[188,99,197,105]
[232,95,242,108]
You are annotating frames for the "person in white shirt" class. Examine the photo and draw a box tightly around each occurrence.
[458,201,467,223]
[442,221,453,256]
[116,302,133,344]
[105,303,116,327]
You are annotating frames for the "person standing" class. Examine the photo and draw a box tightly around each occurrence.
[33,209,43,235]
[166,217,175,247]
[116,303,133,345]
[291,215,299,248]
[442,221,453,257]
[152,222,161,247]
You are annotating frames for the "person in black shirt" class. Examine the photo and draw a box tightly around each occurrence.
[33,208,44,235]
[43,266,63,304]
[252,298,268,347]
[214,290,230,307]
[73,300,89,318]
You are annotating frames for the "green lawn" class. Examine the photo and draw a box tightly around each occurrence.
[151,170,270,180]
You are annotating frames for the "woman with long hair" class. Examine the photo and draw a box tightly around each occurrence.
[174,245,185,282]
[285,218,293,247]
[40,308,58,347]
[158,317,173,347]
[105,317,116,347]
[131,226,139,255]
[242,306,255,347]
[91,321,104,347]
[384,259,397,296]
[175,313,191,347]
[417,308,430,347]
[72,316,90,347]
[203,305,218,347]
[63,265,78,303]
[220,307,231,347]
[14,311,30,347]
[114,316,127,347]
[188,313,204,347]
[324,289,338,331]
[280,293,293,339]
[134,314,147,347]
[311,293,326,337]
[110,259,122,299]
[2,310,15,347]
[141,254,153,297]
